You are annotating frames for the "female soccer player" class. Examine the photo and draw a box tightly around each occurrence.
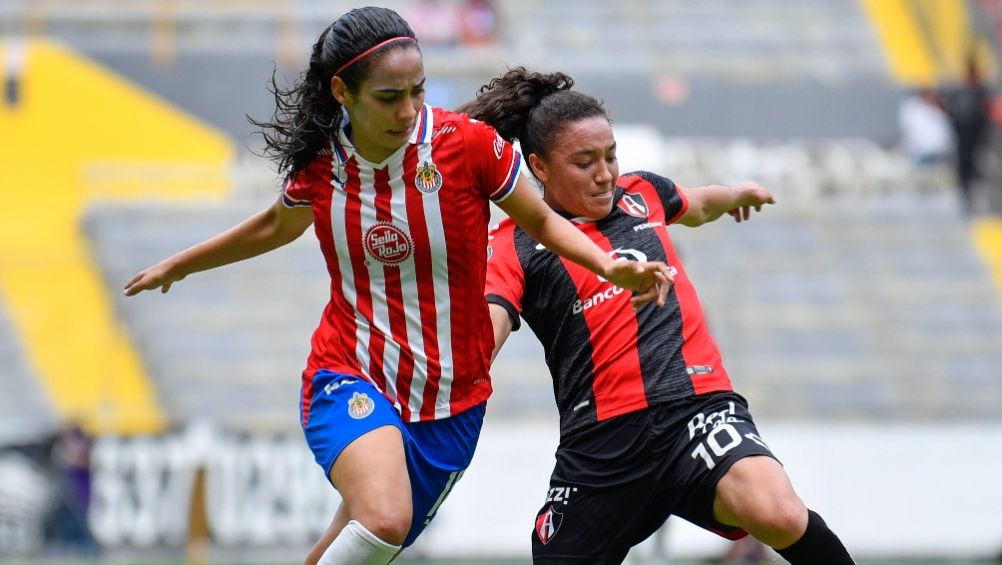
[467,68,855,564]
[123,9,671,565]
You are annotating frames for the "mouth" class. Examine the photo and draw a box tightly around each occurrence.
[388,124,415,138]
[591,189,613,200]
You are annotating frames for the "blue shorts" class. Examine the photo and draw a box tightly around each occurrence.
[302,370,485,547]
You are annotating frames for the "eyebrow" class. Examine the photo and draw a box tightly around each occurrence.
[570,141,617,157]
[372,78,426,94]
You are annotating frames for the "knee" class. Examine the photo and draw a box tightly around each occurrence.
[764,497,807,536]
[747,495,807,545]
[355,507,411,546]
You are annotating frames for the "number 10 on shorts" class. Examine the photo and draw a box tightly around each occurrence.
[690,423,769,470]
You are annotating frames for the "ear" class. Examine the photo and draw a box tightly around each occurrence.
[527,153,548,184]
[330,76,352,106]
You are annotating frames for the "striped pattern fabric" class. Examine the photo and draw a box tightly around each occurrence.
[486,172,734,435]
[287,105,522,423]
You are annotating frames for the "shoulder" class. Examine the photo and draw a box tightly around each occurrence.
[426,107,486,146]
[619,170,675,192]
[288,151,334,187]
[434,107,500,139]
[432,107,475,132]
[432,106,467,125]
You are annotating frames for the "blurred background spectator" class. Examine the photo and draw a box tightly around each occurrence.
[43,425,98,556]
[458,0,498,46]
[405,0,460,46]
[941,55,993,214]
[898,87,953,167]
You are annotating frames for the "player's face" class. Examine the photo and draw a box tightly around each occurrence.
[334,46,425,163]
[533,116,619,219]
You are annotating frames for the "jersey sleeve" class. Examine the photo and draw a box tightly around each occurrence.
[281,171,315,208]
[462,118,523,204]
[485,220,525,331]
[629,170,689,224]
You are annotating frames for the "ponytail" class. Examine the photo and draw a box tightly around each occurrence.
[458,67,607,163]
[250,7,417,180]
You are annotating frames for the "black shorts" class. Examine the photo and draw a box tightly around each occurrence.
[531,392,778,564]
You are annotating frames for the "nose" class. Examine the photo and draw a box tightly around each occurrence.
[595,159,613,184]
[397,96,418,123]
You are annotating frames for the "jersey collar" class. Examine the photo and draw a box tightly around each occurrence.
[331,104,434,168]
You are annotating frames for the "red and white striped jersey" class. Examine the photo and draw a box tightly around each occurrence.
[286,105,522,423]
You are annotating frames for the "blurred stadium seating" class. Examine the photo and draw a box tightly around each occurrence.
[84,192,326,433]
[0,301,53,445]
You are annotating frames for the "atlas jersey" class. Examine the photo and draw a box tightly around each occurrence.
[486,172,732,435]
[286,105,522,424]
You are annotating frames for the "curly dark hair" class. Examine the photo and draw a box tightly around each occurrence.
[250,7,418,179]
[457,67,609,176]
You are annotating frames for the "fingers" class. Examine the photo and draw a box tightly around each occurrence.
[123,277,146,297]
[654,272,669,307]
[660,266,676,306]
[630,263,675,310]
[123,273,142,296]
[123,271,172,296]
[630,286,659,309]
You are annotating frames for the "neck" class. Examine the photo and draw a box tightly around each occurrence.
[347,130,398,164]
[355,143,395,164]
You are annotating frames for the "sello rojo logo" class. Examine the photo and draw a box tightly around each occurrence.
[364,223,414,265]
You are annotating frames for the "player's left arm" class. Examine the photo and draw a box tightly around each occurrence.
[676,182,775,227]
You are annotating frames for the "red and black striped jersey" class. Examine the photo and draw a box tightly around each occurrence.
[486,172,733,435]
[285,105,522,424]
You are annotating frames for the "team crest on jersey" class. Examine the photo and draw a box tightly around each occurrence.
[493,132,505,160]
[618,192,649,218]
[364,222,414,266]
[415,161,443,194]
[347,392,375,419]
[535,505,563,545]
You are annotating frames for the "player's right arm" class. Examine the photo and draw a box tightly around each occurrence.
[123,198,314,296]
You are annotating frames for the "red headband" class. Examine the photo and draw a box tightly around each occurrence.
[334,36,417,77]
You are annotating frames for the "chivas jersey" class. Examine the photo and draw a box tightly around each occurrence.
[285,105,522,424]
[486,172,733,435]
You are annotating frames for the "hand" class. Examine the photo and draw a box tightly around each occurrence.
[728,182,775,223]
[123,259,186,296]
[630,268,674,310]
[603,260,675,308]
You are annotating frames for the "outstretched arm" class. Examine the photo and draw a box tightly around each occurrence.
[124,197,314,296]
[676,181,775,227]
[497,175,673,307]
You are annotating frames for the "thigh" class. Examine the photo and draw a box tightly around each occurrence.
[401,403,486,547]
[531,478,660,564]
[302,372,411,502]
[664,394,778,540]
[711,455,804,529]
